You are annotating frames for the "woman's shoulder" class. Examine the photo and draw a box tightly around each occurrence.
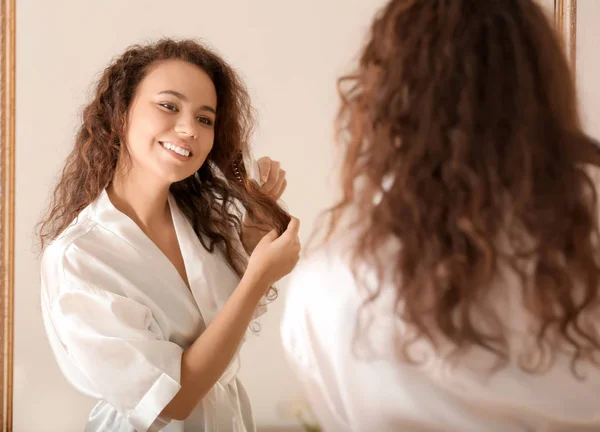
[42,205,95,260]
[283,233,401,340]
[39,203,106,293]
[291,232,399,288]
[285,237,365,314]
[281,242,359,362]
[290,241,355,291]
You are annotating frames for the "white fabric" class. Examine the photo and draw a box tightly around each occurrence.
[281,239,600,432]
[41,189,263,432]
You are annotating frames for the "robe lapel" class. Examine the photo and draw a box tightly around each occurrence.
[168,196,242,325]
[92,190,195,304]
[168,194,219,325]
[168,196,248,431]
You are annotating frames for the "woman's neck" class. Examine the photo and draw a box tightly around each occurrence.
[107,166,171,233]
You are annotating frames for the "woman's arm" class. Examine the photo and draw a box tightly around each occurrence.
[161,216,301,421]
[160,273,267,420]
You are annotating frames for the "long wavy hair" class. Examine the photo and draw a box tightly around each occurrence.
[325,0,600,375]
[38,38,290,298]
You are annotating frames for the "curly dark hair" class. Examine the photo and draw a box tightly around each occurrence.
[38,38,290,298]
[325,0,600,375]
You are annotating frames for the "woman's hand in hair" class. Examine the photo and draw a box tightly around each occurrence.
[241,157,290,254]
[245,217,301,288]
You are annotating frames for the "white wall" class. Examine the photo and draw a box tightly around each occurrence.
[14,1,386,431]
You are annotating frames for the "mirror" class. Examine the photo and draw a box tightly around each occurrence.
[0,1,582,430]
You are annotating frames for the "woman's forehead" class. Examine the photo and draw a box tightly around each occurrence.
[138,59,217,107]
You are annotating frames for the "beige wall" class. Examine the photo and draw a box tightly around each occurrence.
[577,0,600,140]
[539,0,555,15]
[15,0,385,431]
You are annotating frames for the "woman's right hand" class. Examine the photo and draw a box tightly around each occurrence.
[245,217,301,288]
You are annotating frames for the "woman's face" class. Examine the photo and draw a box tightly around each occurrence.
[123,59,217,185]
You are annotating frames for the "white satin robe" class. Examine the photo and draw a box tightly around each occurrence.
[40,189,264,432]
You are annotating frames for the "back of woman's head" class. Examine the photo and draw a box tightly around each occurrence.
[329,0,600,374]
[39,38,289,292]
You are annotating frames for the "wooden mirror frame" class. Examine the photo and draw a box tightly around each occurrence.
[0,0,15,429]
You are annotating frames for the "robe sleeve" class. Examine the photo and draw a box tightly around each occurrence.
[49,264,184,432]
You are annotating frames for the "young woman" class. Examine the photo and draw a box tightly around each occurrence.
[39,38,300,432]
[281,1,600,431]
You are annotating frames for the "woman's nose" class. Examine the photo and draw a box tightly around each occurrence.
[174,116,198,139]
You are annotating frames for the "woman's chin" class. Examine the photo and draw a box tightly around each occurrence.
[156,165,199,185]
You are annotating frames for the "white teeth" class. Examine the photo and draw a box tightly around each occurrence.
[162,142,190,157]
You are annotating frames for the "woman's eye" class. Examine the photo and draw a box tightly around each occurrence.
[197,117,214,126]
[159,103,178,111]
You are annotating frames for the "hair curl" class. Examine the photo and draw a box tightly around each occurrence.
[325,0,600,375]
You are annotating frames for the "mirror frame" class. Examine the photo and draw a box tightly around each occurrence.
[0,1,579,430]
[555,0,578,71]
[0,0,15,429]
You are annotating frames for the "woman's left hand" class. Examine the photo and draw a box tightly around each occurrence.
[242,156,288,254]
[256,157,287,200]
